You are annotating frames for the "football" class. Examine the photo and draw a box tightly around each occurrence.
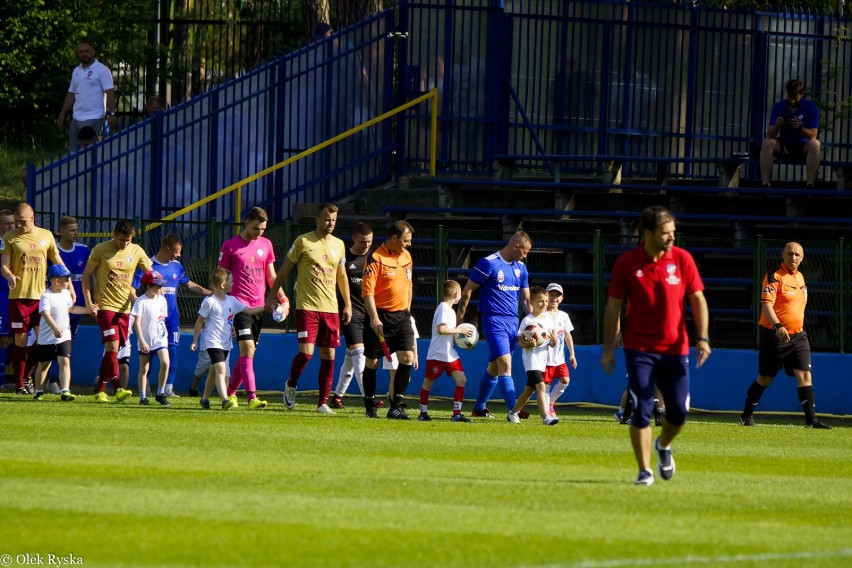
[454,323,479,350]
[521,322,547,348]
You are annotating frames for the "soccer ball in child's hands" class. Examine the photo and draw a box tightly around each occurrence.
[521,323,547,348]
[454,323,479,350]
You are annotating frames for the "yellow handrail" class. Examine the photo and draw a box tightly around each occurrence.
[144,89,438,233]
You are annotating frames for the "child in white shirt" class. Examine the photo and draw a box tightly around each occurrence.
[191,268,264,410]
[543,283,577,417]
[508,286,559,425]
[132,271,170,406]
[418,280,472,422]
[33,265,89,400]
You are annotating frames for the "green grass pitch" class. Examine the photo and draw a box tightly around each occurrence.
[1,392,850,568]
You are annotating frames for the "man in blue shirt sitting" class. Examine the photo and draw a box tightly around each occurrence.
[760,79,821,189]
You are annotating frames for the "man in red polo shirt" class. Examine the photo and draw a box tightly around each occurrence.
[601,206,711,486]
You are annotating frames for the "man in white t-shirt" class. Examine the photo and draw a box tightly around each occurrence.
[57,41,117,152]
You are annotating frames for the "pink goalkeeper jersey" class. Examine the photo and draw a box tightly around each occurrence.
[218,234,276,308]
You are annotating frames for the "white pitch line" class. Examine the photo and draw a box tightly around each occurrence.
[525,548,852,568]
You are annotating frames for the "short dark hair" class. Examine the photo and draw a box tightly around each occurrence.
[113,219,136,237]
[639,206,675,236]
[318,202,338,215]
[786,79,804,96]
[388,220,413,239]
[529,285,546,299]
[161,234,181,249]
[246,207,268,224]
[352,222,372,236]
[59,215,77,229]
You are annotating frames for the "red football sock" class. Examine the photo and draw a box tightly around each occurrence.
[288,352,312,387]
[453,385,465,415]
[318,358,334,405]
[12,345,28,390]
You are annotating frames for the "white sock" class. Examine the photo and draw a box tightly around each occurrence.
[549,380,568,404]
[350,348,366,394]
[157,387,165,395]
[420,404,428,413]
[334,351,354,397]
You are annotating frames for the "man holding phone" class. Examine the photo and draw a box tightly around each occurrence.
[759,79,820,189]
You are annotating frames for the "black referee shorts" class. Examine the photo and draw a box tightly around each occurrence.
[364,310,414,359]
[758,327,811,378]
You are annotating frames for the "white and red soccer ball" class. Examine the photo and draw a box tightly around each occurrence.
[521,322,547,348]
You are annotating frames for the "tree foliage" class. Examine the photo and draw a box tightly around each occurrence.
[0,0,151,145]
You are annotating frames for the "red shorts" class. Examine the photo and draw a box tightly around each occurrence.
[424,358,464,380]
[295,309,341,348]
[544,363,570,384]
[97,310,131,347]
[9,299,41,334]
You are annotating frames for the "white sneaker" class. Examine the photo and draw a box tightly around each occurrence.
[165,385,180,398]
[542,415,560,426]
[47,382,62,394]
[316,404,336,415]
[507,411,520,424]
[284,384,296,409]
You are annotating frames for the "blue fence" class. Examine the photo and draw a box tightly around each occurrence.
[29,2,852,223]
[401,1,851,179]
[29,11,396,225]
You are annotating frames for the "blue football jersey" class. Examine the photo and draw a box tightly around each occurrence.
[469,252,529,317]
[56,243,90,307]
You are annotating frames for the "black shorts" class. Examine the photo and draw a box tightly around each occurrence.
[206,348,229,364]
[526,370,544,388]
[758,327,811,378]
[364,310,414,359]
[776,140,806,161]
[37,341,72,362]
[342,310,366,346]
[233,311,262,345]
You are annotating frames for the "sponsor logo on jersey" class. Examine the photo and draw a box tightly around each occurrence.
[665,263,681,285]
[497,270,504,283]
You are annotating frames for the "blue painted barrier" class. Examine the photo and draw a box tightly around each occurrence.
[69,326,850,416]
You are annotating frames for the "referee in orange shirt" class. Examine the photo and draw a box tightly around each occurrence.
[361,221,415,419]
[740,242,831,428]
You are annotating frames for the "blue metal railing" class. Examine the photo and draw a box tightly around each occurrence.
[29,11,396,226]
[401,1,851,179]
[28,2,852,226]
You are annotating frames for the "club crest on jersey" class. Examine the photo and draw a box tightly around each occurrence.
[39,239,46,247]
[635,269,644,278]
[514,268,521,278]
[126,256,133,263]
[406,268,412,281]
[665,263,681,285]
[497,270,504,283]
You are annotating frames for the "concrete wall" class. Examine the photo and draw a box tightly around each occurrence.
[69,326,850,416]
